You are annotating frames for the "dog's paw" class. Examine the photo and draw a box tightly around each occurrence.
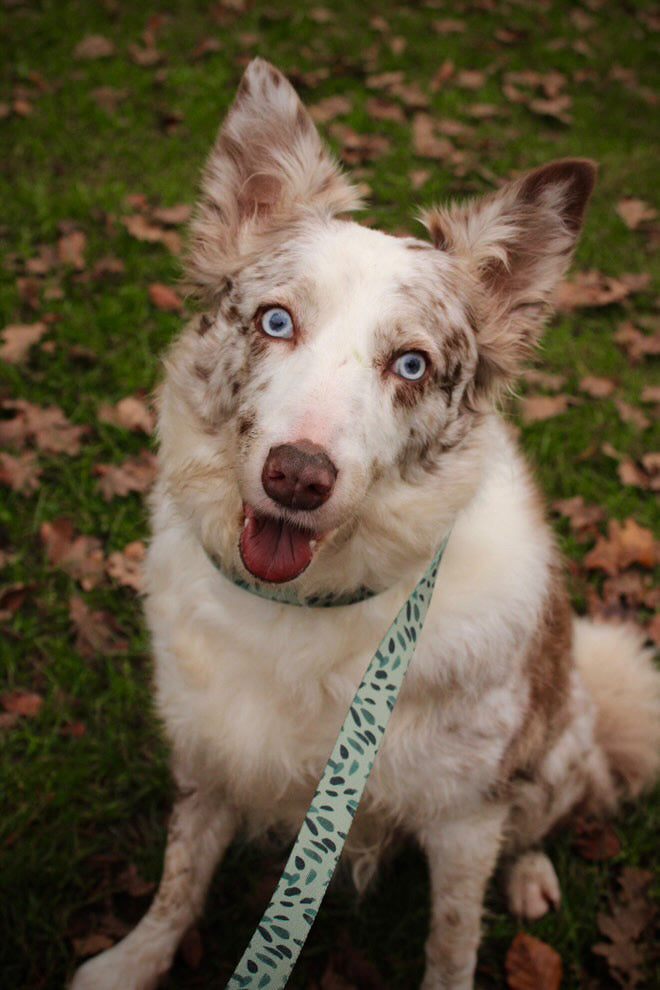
[506,850,560,920]
[70,941,162,990]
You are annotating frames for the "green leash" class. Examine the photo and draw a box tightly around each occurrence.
[226,536,449,988]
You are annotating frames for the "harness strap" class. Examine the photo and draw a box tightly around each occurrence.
[226,536,449,988]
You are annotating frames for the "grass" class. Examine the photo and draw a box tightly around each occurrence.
[1,1,658,988]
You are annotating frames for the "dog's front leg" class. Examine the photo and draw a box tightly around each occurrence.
[418,805,506,990]
[70,787,237,990]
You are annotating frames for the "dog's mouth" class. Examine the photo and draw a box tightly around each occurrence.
[239,505,321,584]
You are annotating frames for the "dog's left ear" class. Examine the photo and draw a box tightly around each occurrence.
[425,160,597,390]
[187,59,361,299]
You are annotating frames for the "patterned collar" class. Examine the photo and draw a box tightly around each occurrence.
[205,549,380,607]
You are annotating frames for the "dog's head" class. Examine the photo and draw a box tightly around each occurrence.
[159,59,595,591]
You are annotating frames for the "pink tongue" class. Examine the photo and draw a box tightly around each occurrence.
[239,511,314,583]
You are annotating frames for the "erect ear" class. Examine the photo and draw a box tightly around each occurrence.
[424,159,597,391]
[186,58,361,299]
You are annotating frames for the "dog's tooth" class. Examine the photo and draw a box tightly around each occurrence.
[309,539,318,551]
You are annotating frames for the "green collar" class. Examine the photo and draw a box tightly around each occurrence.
[206,550,381,607]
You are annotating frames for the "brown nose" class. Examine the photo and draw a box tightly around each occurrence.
[262,441,337,511]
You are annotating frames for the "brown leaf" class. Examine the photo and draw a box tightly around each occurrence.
[528,94,572,124]
[41,519,106,590]
[572,817,621,861]
[641,385,660,403]
[519,394,575,424]
[584,519,657,576]
[0,451,42,493]
[148,282,184,312]
[91,86,128,112]
[73,35,115,60]
[614,321,660,362]
[122,214,181,254]
[95,451,157,500]
[578,375,616,398]
[557,271,650,311]
[412,113,454,159]
[72,933,115,957]
[506,933,562,990]
[329,124,391,166]
[592,868,655,988]
[0,399,86,455]
[433,19,466,34]
[106,541,146,593]
[69,596,126,659]
[309,95,353,123]
[614,399,650,430]
[1,691,44,717]
[522,369,567,391]
[116,862,156,898]
[0,321,47,363]
[616,198,657,230]
[58,230,87,269]
[98,395,155,434]
[151,203,192,226]
[0,582,30,620]
[552,496,605,536]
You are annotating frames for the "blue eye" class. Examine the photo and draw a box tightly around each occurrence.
[260,307,294,339]
[392,351,427,382]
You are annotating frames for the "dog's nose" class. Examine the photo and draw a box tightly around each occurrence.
[262,441,337,511]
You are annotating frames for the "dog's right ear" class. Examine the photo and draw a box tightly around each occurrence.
[186,59,361,299]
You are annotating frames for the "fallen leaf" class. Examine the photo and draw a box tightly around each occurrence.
[95,450,157,500]
[123,214,181,254]
[0,399,87,455]
[0,321,47,363]
[614,321,660,362]
[519,394,575,424]
[148,282,184,312]
[41,519,106,590]
[557,271,651,311]
[61,721,87,738]
[552,495,605,536]
[309,95,353,123]
[616,198,657,230]
[58,230,87,269]
[584,518,657,576]
[72,933,115,957]
[98,395,155,434]
[1,692,44,717]
[91,86,128,112]
[106,541,146,592]
[365,96,405,123]
[433,19,466,34]
[329,124,391,165]
[641,385,660,403]
[116,862,156,898]
[592,868,655,988]
[412,113,454,159]
[614,399,650,430]
[506,933,562,990]
[578,375,616,398]
[522,369,567,391]
[0,451,42,493]
[0,583,30,620]
[191,36,222,60]
[69,596,127,659]
[73,36,115,60]
[572,817,622,860]
[151,204,192,225]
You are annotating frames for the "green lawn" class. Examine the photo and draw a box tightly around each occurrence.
[1,2,658,988]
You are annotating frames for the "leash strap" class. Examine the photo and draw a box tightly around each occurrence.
[227,537,449,988]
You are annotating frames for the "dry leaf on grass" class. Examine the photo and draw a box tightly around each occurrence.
[584,518,657,576]
[0,399,87,455]
[309,95,353,122]
[0,451,42,493]
[578,375,616,398]
[552,496,605,537]
[73,35,115,60]
[106,541,145,592]
[41,518,105,591]
[614,321,660,362]
[151,203,192,225]
[412,113,454,159]
[0,321,47,363]
[593,868,655,988]
[57,230,87,269]
[122,214,181,254]
[1,691,44,717]
[506,933,562,990]
[616,198,657,230]
[614,400,650,430]
[148,282,184,311]
[95,451,157,500]
[69,596,127,659]
[557,271,651,311]
[522,369,567,391]
[572,817,621,860]
[98,395,155,434]
[519,394,576,424]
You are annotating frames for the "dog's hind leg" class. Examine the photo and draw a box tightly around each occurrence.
[418,804,507,990]
[70,787,237,990]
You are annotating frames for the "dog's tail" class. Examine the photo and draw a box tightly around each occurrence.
[574,617,660,803]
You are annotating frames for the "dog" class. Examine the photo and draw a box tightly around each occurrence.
[71,58,660,990]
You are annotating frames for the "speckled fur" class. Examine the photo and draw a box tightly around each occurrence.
[71,60,660,990]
